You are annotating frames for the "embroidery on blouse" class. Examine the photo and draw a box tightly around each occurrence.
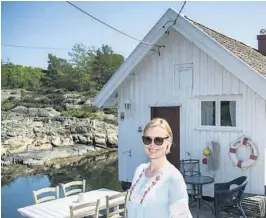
[128,168,162,204]
[169,201,193,218]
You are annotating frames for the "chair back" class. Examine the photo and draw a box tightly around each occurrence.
[60,180,86,197]
[33,186,59,204]
[70,199,100,218]
[230,176,248,204]
[180,159,201,177]
[106,192,127,218]
[214,176,248,206]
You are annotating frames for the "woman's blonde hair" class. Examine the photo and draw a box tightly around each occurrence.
[143,117,173,154]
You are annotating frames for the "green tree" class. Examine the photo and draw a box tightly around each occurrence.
[68,43,95,91]
[91,45,124,90]
[46,54,74,89]
[1,61,44,90]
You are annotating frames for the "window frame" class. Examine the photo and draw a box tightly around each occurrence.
[197,95,241,131]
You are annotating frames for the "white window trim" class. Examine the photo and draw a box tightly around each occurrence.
[196,95,242,131]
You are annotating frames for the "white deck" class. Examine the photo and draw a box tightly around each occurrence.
[18,188,122,218]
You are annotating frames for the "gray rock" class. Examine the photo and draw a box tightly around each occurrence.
[11,106,28,114]
[84,99,93,106]
[106,126,118,145]
[51,136,74,147]
[38,108,60,117]
[78,135,88,144]
[94,132,106,146]
[51,136,62,147]
[104,114,117,122]
[28,108,39,117]
[64,103,83,110]
[76,126,89,134]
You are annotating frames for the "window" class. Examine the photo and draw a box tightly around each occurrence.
[220,101,236,127]
[200,99,237,127]
[201,101,215,126]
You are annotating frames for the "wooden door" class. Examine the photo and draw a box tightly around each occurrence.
[151,107,180,169]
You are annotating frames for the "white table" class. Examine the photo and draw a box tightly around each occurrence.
[18,188,122,218]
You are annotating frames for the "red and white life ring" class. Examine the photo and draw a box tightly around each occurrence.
[229,136,259,169]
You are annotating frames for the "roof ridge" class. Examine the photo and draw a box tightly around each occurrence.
[184,15,262,55]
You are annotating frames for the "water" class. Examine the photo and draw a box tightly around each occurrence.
[1,158,122,218]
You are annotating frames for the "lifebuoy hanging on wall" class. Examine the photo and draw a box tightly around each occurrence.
[229,136,259,169]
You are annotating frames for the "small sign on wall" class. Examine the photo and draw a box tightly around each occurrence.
[120,112,125,120]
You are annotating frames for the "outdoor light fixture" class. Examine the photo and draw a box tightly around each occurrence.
[120,112,125,120]
[124,100,131,110]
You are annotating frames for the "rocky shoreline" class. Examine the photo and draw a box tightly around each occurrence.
[1,148,118,186]
[1,111,118,165]
[1,89,119,183]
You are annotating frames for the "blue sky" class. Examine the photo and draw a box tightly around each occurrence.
[2,1,266,69]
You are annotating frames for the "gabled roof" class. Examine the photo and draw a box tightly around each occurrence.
[186,16,266,77]
[94,8,266,107]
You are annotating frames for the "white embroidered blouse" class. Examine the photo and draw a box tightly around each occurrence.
[126,162,193,218]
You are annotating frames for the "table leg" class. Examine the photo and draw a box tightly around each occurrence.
[196,184,201,218]
[198,185,214,214]
[199,184,202,210]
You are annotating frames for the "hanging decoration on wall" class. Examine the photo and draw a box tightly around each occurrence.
[202,146,210,165]
[201,141,220,177]
[203,147,210,157]
[229,135,259,169]
[208,141,220,172]
[202,157,208,165]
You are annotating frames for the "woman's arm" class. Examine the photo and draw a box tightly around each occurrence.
[168,171,193,218]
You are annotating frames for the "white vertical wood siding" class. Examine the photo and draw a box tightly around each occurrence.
[117,29,266,195]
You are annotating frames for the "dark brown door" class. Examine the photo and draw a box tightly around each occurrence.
[151,107,180,169]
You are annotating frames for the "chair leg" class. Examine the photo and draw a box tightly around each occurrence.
[214,204,221,218]
[237,203,247,218]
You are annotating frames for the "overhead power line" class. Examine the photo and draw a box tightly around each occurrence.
[164,1,187,34]
[2,43,71,51]
[173,1,187,25]
[66,1,164,48]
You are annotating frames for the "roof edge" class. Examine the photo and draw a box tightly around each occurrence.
[94,8,177,107]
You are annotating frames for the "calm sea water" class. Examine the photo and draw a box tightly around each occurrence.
[1,158,122,218]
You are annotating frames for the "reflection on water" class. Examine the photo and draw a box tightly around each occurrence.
[1,158,121,218]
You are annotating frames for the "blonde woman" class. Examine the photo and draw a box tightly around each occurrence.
[126,118,192,218]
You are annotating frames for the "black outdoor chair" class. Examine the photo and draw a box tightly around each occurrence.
[180,159,201,177]
[214,176,248,218]
[180,159,201,201]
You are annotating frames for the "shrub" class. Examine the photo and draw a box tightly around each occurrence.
[103,108,118,115]
[7,96,16,101]
[103,117,118,125]
[60,109,104,120]
[82,89,98,98]
[22,96,35,103]
[1,101,17,111]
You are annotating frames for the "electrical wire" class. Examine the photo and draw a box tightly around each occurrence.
[164,1,187,33]
[173,1,187,25]
[2,43,71,51]
[66,1,163,48]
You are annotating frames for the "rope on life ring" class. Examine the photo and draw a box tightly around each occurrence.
[229,136,259,169]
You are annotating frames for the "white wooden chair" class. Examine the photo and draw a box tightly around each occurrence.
[60,180,86,197]
[70,199,100,218]
[106,192,127,218]
[32,186,59,204]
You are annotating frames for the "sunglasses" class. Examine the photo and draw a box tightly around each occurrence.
[142,136,169,146]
